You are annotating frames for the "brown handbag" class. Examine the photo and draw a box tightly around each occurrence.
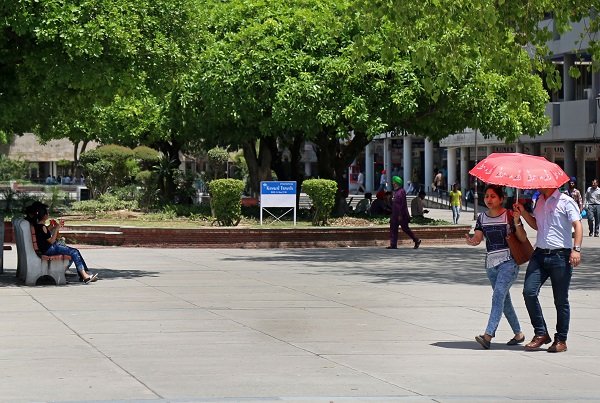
[506,233,534,265]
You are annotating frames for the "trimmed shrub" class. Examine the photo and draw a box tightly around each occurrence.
[302,179,337,226]
[133,146,160,170]
[0,155,27,181]
[209,178,244,226]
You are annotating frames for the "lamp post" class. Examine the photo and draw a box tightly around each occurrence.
[473,129,479,220]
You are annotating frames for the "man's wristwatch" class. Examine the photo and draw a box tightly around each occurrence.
[573,246,581,252]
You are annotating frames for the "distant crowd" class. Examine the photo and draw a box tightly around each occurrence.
[43,174,85,185]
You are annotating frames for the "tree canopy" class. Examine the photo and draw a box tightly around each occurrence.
[2,0,599,197]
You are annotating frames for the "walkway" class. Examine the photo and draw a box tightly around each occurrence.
[1,235,599,402]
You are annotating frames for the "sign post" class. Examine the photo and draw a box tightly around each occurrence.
[260,181,297,226]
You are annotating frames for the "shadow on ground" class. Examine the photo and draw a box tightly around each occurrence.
[223,246,600,290]
[0,268,159,287]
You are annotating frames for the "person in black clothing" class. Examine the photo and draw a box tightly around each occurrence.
[34,206,98,284]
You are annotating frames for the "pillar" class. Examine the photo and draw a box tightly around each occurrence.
[384,138,392,189]
[403,136,412,190]
[460,146,470,193]
[425,139,434,192]
[576,145,585,191]
[564,141,575,177]
[365,142,374,193]
[447,147,457,188]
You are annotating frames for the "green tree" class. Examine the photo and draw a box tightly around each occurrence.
[1,0,204,201]
[196,0,551,200]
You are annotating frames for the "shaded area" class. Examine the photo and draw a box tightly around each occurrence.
[223,246,600,290]
[432,341,527,351]
[0,267,159,287]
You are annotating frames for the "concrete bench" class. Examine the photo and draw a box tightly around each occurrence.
[12,217,70,286]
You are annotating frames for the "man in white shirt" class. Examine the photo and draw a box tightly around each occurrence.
[356,171,365,193]
[515,187,582,353]
[585,178,600,237]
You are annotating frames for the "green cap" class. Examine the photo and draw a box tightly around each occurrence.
[392,176,403,186]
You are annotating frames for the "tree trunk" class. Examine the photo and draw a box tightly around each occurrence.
[242,139,273,197]
[313,128,371,207]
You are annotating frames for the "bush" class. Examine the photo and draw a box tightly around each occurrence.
[80,144,136,196]
[133,146,160,169]
[207,147,229,180]
[71,193,138,213]
[302,179,337,226]
[209,178,244,226]
[0,155,27,181]
[135,170,160,210]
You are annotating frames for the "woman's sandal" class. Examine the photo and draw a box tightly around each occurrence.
[475,335,491,349]
[83,273,98,284]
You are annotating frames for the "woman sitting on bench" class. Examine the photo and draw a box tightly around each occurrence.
[34,206,98,284]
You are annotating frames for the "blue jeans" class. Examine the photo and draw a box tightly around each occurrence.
[523,249,572,341]
[451,205,460,223]
[46,243,89,276]
[587,204,599,235]
[485,259,521,337]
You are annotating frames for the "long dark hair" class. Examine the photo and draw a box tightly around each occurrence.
[35,206,48,222]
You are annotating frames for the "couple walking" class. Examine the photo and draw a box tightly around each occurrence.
[466,184,582,352]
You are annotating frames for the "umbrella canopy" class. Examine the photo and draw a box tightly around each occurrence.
[469,152,569,190]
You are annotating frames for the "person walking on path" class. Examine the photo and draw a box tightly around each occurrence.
[449,183,462,224]
[356,171,365,193]
[585,178,600,237]
[377,169,388,192]
[564,176,583,212]
[514,187,583,353]
[465,185,526,349]
[387,176,421,249]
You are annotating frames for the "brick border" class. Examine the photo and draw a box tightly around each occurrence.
[51,225,470,248]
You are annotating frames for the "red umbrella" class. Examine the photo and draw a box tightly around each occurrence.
[469,152,569,190]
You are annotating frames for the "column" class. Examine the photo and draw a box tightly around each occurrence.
[403,136,412,190]
[593,70,600,123]
[576,145,585,190]
[304,161,311,177]
[515,142,523,154]
[460,146,470,193]
[447,147,457,188]
[425,139,434,192]
[564,141,575,177]
[384,137,392,189]
[365,142,374,193]
[486,145,494,157]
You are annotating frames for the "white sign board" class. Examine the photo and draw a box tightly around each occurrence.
[260,181,297,225]
[260,181,297,207]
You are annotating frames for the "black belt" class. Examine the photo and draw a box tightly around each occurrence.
[535,247,570,255]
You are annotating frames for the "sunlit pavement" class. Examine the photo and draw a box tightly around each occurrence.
[1,223,599,402]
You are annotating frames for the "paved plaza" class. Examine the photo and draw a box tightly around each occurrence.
[1,208,600,402]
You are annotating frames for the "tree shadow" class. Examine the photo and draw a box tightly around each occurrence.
[222,246,600,290]
[0,268,159,287]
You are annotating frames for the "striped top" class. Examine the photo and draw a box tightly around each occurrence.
[475,210,515,268]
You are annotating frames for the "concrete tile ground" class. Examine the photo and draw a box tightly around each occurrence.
[1,208,599,402]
